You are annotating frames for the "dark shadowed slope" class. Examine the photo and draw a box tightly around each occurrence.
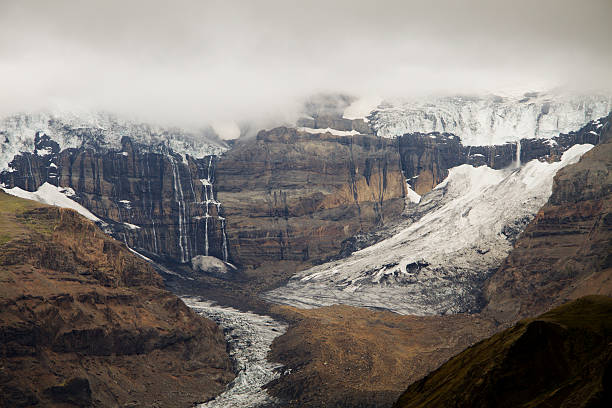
[394,295,612,408]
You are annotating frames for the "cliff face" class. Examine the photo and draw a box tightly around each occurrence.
[215,128,406,267]
[1,114,607,270]
[483,124,612,323]
[0,192,234,407]
[393,296,612,408]
[1,134,229,264]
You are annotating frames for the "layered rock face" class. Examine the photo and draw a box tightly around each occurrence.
[484,121,612,323]
[215,127,406,267]
[0,192,234,407]
[1,135,229,264]
[393,296,612,408]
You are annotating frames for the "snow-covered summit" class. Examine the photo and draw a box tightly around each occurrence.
[0,111,229,171]
[370,92,611,145]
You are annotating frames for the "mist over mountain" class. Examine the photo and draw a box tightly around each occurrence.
[1,0,611,129]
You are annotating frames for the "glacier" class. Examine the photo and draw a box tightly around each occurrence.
[369,92,611,145]
[264,144,595,316]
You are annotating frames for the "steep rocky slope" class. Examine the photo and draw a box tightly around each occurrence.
[0,192,234,407]
[215,127,406,268]
[393,296,612,408]
[484,123,612,323]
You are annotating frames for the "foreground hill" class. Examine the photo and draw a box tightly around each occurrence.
[393,295,612,408]
[0,191,233,407]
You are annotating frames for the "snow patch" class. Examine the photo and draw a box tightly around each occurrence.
[405,184,421,204]
[0,111,228,172]
[123,222,140,230]
[371,93,611,145]
[2,182,100,221]
[297,127,360,137]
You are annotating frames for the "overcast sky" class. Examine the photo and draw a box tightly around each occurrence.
[1,0,611,128]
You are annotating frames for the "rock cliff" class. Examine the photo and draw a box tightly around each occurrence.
[398,114,609,195]
[215,127,406,267]
[0,192,234,407]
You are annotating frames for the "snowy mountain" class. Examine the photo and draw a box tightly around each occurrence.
[0,111,228,172]
[367,92,611,145]
[264,144,595,315]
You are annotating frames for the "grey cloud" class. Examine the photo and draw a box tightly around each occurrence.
[0,0,610,128]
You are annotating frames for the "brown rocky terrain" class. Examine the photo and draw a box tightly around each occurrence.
[265,305,496,408]
[0,191,234,407]
[1,112,610,408]
[483,123,612,324]
[215,128,406,269]
[393,295,612,408]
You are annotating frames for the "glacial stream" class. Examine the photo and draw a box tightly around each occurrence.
[182,298,287,408]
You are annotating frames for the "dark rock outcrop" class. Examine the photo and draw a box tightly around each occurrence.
[0,192,234,407]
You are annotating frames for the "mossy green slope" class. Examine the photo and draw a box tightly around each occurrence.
[393,296,612,408]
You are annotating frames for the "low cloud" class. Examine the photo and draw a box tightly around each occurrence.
[0,0,610,129]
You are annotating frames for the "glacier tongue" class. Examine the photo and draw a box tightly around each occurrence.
[264,144,595,316]
[370,93,611,145]
[182,298,286,408]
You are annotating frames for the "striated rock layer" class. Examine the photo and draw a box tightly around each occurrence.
[0,192,234,407]
[215,127,406,267]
